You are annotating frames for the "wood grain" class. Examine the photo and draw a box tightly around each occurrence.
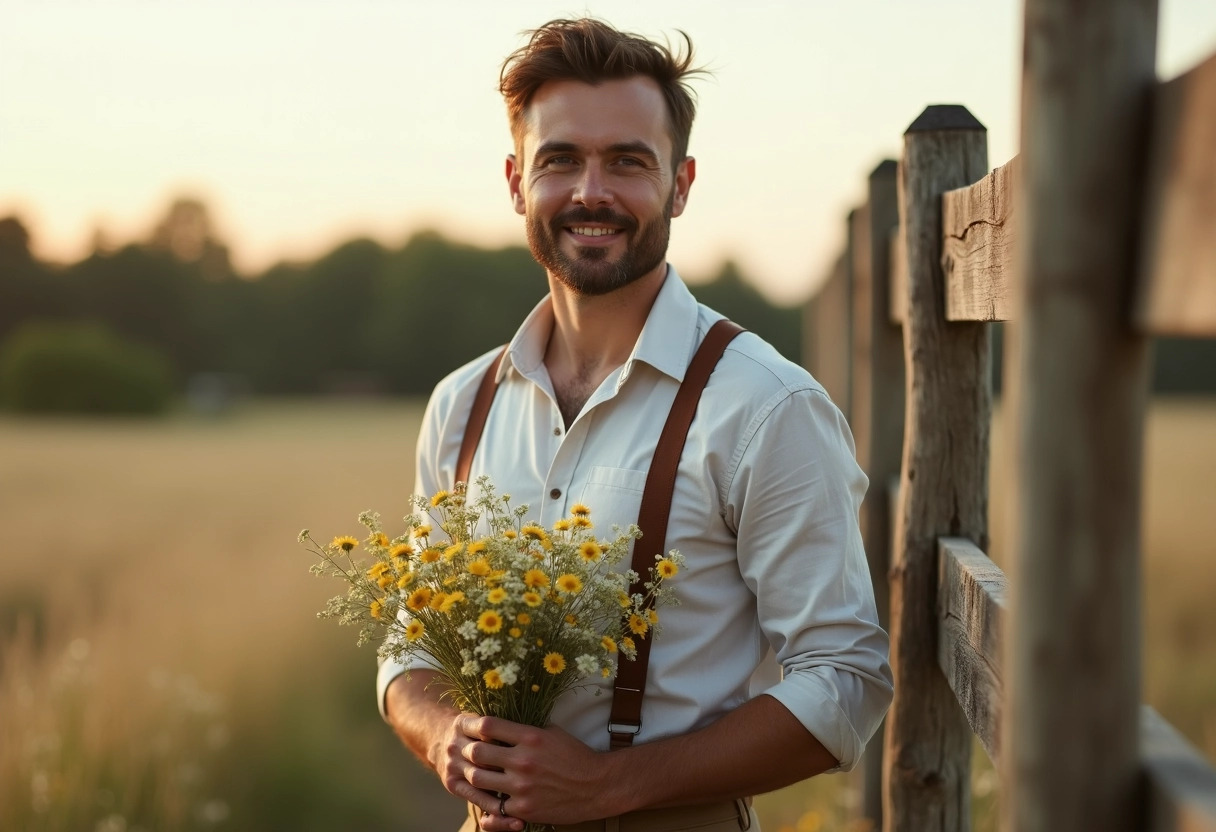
[942,157,1018,322]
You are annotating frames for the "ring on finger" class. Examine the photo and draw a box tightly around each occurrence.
[499,794,511,818]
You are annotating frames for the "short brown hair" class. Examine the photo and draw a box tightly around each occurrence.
[499,18,705,169]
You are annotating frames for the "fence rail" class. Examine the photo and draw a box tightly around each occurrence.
[801,4,1216,828]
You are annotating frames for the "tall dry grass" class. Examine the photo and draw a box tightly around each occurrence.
[0,398,1211,831]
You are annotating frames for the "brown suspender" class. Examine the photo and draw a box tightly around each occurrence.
[454,319,746,749]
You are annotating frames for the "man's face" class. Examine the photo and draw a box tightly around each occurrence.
[506,76,695,296]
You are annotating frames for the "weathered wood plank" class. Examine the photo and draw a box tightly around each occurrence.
[1006,2,1157,830]
[806,244,853,417]
[937,537,1007,764]
[1135,50,1216,337]
[1142,706,1216,832]
[851,160,902,830]
[883,105,990,832]
[942,157,1018,322]
[889,227,907,325]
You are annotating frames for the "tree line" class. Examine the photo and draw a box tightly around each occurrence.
[0,200,801,401]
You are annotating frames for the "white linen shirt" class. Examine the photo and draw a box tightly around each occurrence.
[376,266,892,771]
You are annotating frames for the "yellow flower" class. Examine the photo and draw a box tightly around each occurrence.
[396,572,415,590]
[430,490,450,507]
[412,525,432,538]
[556,574,583,595]
[376,574,394,589]
[602,667,612,677]
[370,599,384,619]
[483,668,504,689]
[389,543,412,560]
[332,536,359,552]
[656,559,678,579]
[443,543,464,561]
[523,569,550,588]
[516,613,532,625]
[601,636,617,653]
[531,684,540,692]
[571,503,591,517]
[503,529,517,539]
[439,591,464,612]
[521,526,553,551]
[466,540,487,556]
[391,555,409,573]
[468,559,492,576]
[367,561,390,580]
[477,610,504,634]
[647,609,659,625]
[428,592,447,611]
[406,587,433,612]
[487,588,507,604]
[372,532,390,548]
[621,637,636,651]
[618,592,632,608]
[578,541,602,562]
[553,519,572,532]
[406,620,425,641]
[419,548,441,564]
[543,652,566,674]
[628,613,649,635]
[508,627,522,638]
[565,614,578,626]
[522,591,543,608]
[572,516,593,529]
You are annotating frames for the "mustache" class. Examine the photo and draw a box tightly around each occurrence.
[550,207,638,232]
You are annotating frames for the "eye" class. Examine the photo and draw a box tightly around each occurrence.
[545,155,577,167]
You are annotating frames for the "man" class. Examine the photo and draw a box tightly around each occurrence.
[377,18,892,832]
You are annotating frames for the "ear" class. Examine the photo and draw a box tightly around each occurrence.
[505,154,526,216]
[669,156,696,219]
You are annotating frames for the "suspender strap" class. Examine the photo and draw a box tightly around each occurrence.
[455,348,507,487]
[608,318,745,749]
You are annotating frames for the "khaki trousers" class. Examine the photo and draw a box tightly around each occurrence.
[458,799,756,832]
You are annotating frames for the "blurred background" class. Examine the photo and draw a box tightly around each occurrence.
[1,1,1214,830]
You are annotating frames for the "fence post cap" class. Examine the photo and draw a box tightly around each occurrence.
[905,105,985,134]
[870,158,898,179]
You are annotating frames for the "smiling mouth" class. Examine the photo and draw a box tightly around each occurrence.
[567,226,622,237]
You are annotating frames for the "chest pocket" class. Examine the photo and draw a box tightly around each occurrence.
[578,466,648,533]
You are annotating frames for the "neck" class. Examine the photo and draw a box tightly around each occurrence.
[544,263,667,376]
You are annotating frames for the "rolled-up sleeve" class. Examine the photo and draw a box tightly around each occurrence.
[728,386,893,771]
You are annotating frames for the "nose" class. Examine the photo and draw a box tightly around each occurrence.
[572,164,614,208]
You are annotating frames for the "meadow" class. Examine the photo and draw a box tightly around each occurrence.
[1,397,1212,831]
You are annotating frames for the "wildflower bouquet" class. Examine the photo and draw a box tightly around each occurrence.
[300,477,681,732]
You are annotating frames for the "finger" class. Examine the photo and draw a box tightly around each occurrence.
[463,739,512,771]
[479,809,525,832]
[464,714,533,746]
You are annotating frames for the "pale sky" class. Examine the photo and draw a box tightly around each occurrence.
[3,0,1215,303]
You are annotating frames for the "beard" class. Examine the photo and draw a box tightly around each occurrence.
[526,190,674,297]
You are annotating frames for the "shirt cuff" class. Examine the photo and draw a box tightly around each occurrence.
[761,668,869,772]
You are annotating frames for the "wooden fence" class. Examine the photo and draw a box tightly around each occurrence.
[802,2,1216,830]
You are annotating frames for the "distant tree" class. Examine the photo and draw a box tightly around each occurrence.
[688,260,802,362]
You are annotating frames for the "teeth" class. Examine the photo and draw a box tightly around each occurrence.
[570,227,619,237]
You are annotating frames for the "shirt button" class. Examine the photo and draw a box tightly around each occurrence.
[550,488,562,500]
[553,427,561,436]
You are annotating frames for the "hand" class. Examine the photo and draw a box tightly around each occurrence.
[456,714,620,831]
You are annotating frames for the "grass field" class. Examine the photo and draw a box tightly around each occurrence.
[0,397,1212,831]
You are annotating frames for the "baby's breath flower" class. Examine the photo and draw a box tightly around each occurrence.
[575,655,599,675]
[297,529,310,544]
[458,621,478,640]
[500,663,519,685]
[331,536,358,552]
[543,652,566,675]
[475,639,502,659]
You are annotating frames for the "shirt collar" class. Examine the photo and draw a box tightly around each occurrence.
[500,264,703,385]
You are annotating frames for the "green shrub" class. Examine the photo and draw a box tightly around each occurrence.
[0,321,174,414]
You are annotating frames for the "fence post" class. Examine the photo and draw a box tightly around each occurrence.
[883,105,989,832]
[851,160,903,829]
[1004,1,1157,830]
